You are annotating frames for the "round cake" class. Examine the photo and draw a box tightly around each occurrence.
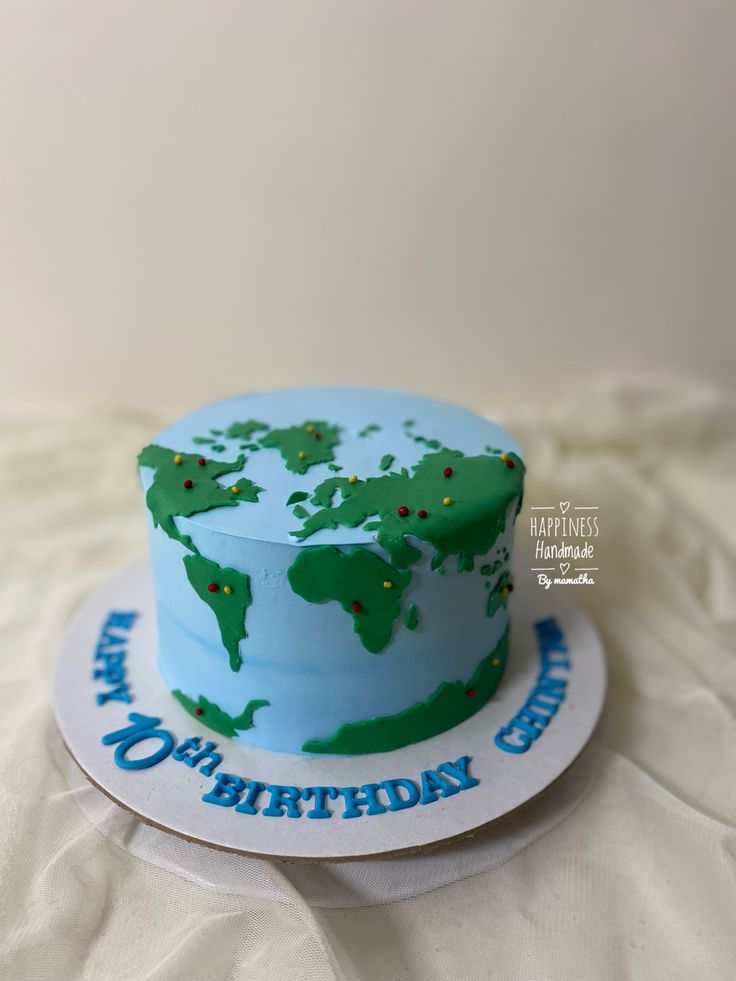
[137,386,525,754]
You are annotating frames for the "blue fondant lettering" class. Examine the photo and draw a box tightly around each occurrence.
[527,693,561,714]
[380,778,420,812]
[101,713,174,770]
[95,639,122,656]
[173,736,201,762]
[189,741,223,777]
[338,784,387,819]
[173,737,222,777]
[93,664,125,684]
[197,754,480,821]
[535,675,567,695]
[202,772,246,806]
[536,617,571,670]
[262,785,302,818]
[94,648,125,665]
[517,705,551,729]
[235,781,267,815]
[106,611,138,630]
[113,734,173,770]
[494,726,532,753]
[301,786,339,819]
[508,714,543,739]
[495,617,571,754]
[93,610,137,706]
[436,755,480,791]
[419,768,460,804]
[102,713,160,744]
[96,684,133,705]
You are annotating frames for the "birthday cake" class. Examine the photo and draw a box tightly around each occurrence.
[137,386,525,755]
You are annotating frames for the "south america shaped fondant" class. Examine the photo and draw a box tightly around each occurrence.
[138,386,525,754]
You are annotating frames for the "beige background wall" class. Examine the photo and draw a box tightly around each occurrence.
[1,1,734,414]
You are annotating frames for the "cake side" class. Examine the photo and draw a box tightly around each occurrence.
[138,387,525,755]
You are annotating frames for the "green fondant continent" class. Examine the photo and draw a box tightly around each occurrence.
[407,431,442,450]
[172,690,269,737]
[225,419,269,440]
[302,625,510,754]
[286,490,310,506]
[183,553,252,672]
[230,476,262,502]
[487,571,513,618]
[309,474,354,509]
[138,444,262,552]
[259,420,340,474]
[404,603,419,630]
[287,545,411,654]
[480,560,502,576]
[379,453,395,471]
[294,448,524,573]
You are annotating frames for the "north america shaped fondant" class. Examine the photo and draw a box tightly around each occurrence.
[138,386,525,754]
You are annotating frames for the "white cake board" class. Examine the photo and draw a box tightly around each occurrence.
[53,558,606,863]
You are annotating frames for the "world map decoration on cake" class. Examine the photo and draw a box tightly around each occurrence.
[137,387,525,755]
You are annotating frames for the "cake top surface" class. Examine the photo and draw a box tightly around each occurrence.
[140,385,523,547]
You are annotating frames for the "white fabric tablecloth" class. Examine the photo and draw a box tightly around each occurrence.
[1,377,734,980]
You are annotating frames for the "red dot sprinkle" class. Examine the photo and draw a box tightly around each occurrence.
[505,458,515,469]
[197,457,206,466]
[351,601,362,613]
[207,582,219,593]
[195,707,204,716]
[417,508,428,519]
[314,432,322,440]
[507,583,514,593]
[397,505,410,517]
[467,688,476,697]
[443,466,453,477]
[183,479,193,489]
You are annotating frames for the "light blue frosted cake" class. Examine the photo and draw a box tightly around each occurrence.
[137,386,525,755]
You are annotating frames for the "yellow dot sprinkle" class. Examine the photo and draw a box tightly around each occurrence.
[231,485,240,494]
[492,658,500,666]
[501,586,509,596]
[499,453,508,461]
[173,454,183,465]
[348,474,358,484]
[223,585,233,595]
[298,450,306,459]
[306,424,315,433]
[443,496,453,506]
[383,580,393,589]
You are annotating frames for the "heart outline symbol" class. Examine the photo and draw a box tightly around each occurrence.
[560,562,570,575]
[559,501,570,514]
